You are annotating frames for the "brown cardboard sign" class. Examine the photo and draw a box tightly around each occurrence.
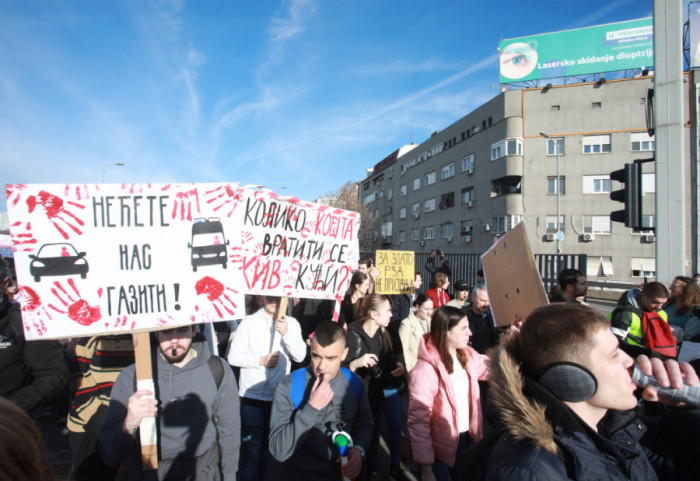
[480,222,548,327]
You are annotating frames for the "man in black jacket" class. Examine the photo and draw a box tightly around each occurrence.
[0,259,69,413]
[478,303,699,481]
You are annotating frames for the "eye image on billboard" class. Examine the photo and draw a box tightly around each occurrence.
[500,42,539,80]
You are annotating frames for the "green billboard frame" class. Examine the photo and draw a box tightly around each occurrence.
[499,18,653,84]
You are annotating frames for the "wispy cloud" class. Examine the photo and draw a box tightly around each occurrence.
[224,53,499,171]
[570,0,639,28]
[268,0,317,43]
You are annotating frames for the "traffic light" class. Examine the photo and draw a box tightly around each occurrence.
[610,162,642,230]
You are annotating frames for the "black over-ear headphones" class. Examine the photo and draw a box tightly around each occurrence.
[537,362,598,402]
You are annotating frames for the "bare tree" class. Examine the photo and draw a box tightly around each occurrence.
[319,181,376,253]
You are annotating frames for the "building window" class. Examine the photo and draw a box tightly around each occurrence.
[387,189,392,200]
[431,144,444,156]
[492,215,522,234]
[633,215,656,235]
[413,178,420,191]
[587,256,614,277]
[374,209,379,219]
[642,173,655,194]
[631,132,655,151]
[461,220,474,236]
[551,105,561,111]
[381,221,392,237]
[399,231,406,242]
[441,163,455,180]
[439,192,454,209]
[462,187,474,205]
[411,229,420,241]
[546,215,565,233]
[546,138,565,156]
[462,154,475,172]
[425,171,436,186]
[491,138,523,160]
[440,223,454,239]
[547,176,565,194]
[592,101,602,108]
[412,203,420,218]
[364,192,376,204]
[583,175,612,194]
[583,215,611,234]
[491,177,521,197]
[401,184,407,196]
[424,227,435,240]
[582,134,611,154]
[399,207,406,219]
[424,198,436,213]
[631,258,655,278]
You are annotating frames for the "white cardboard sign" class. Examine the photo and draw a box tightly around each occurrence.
[6,183,359,340]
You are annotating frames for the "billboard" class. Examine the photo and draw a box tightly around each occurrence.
[691,2,700,68]
[6,183,360,340]
[499,18,653,83]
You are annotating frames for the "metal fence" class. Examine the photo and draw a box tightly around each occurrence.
[362,251,587,294]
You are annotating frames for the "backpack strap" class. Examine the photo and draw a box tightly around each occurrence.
[290,368,307,410]
[289,367,362,410]
[207,355,225,390]
[340,367,362,404]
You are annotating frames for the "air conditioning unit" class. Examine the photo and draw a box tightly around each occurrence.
[544,233,555,242]
[641,234,656,243]
[413,212,420,219]
[467,201,473,208]
[581,233,595,242]
[419,241,425,247]
[466,168,474,175]
[447,236,453,243]
[464,236,472,243]
[484,224,491,232]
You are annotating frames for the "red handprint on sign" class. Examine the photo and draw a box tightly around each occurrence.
[204,185,244,218]
[6,184,27,208]
[11,221,37,253]
[163,185,201,221]
[18,286,51,335]
[26,190,86,240]
[195,276,238,319]
[48,279,101,326]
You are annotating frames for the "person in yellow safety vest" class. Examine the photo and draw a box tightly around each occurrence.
[609,282,669,356]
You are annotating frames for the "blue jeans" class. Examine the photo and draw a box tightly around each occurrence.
[431,431,471,481]
[239,398,272,481]
[383,387,404,468]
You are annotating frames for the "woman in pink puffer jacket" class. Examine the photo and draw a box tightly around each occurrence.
[408,306,489,481]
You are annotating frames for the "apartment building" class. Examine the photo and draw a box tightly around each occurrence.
[359,74,695,284]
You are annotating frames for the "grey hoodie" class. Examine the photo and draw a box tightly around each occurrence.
[269,366,373,481]
[100,338,240,481]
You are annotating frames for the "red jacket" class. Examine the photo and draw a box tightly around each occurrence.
[408,333,489,467]
[426,287,450,308]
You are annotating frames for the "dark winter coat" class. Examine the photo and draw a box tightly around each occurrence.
[481,334,659,481]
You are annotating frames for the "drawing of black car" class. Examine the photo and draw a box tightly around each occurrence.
[29,243,89,282]
[187,217,229,272]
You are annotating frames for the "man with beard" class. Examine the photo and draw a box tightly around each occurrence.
[549,268,589,304]
[100,325,240,481]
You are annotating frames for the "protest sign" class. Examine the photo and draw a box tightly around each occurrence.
[481,222,548,327]
[6,183,360,340]
[374,250,415,295]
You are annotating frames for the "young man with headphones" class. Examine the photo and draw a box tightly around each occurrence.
[478,303,699,481]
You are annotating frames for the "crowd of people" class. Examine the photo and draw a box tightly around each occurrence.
[2,255,700,481]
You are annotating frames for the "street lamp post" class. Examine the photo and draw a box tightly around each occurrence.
[102,163,125,183]
[540,132,561,261]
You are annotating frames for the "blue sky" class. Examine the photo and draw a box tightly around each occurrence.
[0,0,654,212]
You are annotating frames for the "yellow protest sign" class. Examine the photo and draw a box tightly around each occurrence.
[375,250,415,295]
